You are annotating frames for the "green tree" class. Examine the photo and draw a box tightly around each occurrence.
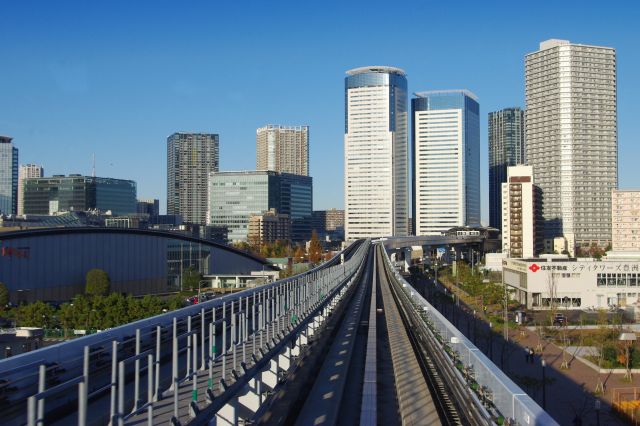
[308,231,323,263]
[15,301,55,328]
[85,269,111,296]
[0,282,9,309]
[181,266,202,292]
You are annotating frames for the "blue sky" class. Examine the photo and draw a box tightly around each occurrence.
[1,1,639,222]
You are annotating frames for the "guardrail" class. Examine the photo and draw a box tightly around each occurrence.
[0,239,370,425]
[380,248,558,426]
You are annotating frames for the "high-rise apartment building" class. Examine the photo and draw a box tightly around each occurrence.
[167,132,219,225]
[248,209,291,246]
[344,66,408,240]
[0,136,18,215]
[489,108,525,230]
[256,125,309,176]
[611,190,640,252]
[208,171,312,242]
[501,165,543,258]
[23,175,137,216]
[17,164,44,215]
[412,90,481,235]
[525,39,617,252]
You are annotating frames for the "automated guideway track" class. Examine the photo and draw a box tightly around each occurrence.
[270,244,444,426]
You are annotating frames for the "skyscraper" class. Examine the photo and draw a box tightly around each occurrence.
[412,90,480,235]
[256,125,309,176]
[344,66,408,241]
[525,39,617,252]
[17,164,44,215]
[0,136,18,215]
[489,108,525,231]
[167,132,219,225]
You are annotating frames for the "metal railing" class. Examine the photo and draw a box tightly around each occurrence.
[380,248,558,426]
[2,239,370,425]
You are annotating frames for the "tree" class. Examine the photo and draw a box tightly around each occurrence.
[0,282,9,309]
[85,269,110,296]
[181,266,202,292]
[294,246,306,262]
[308,231,323,263]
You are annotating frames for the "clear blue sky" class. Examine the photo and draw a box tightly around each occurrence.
[1,1,639,222]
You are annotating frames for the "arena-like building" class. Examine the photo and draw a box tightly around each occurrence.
[0,228,277,303]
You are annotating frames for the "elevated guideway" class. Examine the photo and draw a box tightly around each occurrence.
[1,238,557,426]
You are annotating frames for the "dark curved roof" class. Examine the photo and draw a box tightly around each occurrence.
[0,227,278,270]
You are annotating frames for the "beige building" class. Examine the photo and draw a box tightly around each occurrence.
[501,165,542,258]
[17,164,43,215]
[612,190,640,252]
[256,125,309,176]
[248,209,291,245]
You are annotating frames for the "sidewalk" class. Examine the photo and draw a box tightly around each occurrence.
[415,277,633,425]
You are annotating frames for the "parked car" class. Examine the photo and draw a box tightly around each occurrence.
[553,313,567,326]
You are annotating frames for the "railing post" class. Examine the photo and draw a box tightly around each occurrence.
[170,317,178,392]
[110,340,118,423]
[37,364,45,425]
[27,396,36,426]
[78,380,87,426]
[83,345,89,409]
[201,307,206,370]
[118,361,125,426]
[191,333,198,417]
[133,328,141,411]
[222,319,227,381]
[186,316,192,379]
[147,354,154,426]
[155,325,161,401]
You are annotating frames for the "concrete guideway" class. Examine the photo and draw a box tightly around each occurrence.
[376,246,441,426]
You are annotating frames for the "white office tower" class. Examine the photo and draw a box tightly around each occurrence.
[412,90,481,235]
[502,165,542,258]
[525,39,617,253]
[17,164,44,215]
[344,66,408,240]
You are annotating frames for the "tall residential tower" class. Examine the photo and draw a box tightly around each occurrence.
[344,66,408,240]
[489,108,525,231]
[256,125,309,176]
[412,90,481,235]
[167,132,219,225]
[0,136,18,215]
[526,40,617,253]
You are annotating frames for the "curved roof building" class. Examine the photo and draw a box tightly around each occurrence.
[0,228,276,302]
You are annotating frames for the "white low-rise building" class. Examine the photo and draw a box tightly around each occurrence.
[503,257,640,310]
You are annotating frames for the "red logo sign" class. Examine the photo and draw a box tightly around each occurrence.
[1,247,30,259]
[529,263,540,273]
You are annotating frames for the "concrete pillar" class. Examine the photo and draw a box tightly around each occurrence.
[261,358,279,390]
[214,396,238,426]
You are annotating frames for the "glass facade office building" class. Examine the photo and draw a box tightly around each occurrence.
[208,171,312,243]
[0,136,18,215]
[488,108,526,231]
[344,66,408,240]
[412,90,481,235]
[23,175,137,216]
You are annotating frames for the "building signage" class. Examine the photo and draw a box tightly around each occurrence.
[1,246,30,259]
[529,263,540,272]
